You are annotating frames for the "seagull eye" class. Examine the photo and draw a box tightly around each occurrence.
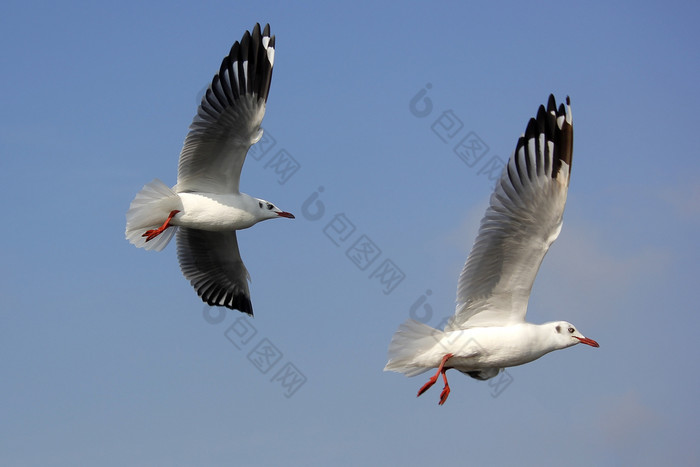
[267,203,273,210]
[568,327,574,333]
[258,202,263,208]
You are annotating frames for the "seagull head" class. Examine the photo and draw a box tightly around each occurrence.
[551,321,599,349]
[255,198,295,221]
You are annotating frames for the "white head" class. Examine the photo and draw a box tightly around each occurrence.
[254,198,295,221]
[550,321,599,350]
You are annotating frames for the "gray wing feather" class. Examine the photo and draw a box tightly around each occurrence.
[175,24,275,194]
[176,227,253,315]
[448,95,573,330]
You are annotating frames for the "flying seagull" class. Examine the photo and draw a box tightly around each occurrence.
[125,24,294,316]
[384,95,599,405]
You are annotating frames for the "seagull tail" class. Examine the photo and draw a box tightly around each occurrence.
[384,319,444,377]
[125,179,182,252]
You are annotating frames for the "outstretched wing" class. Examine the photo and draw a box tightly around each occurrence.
[174,23,275,194]
[176,227,253,315]
[448,95,573,330]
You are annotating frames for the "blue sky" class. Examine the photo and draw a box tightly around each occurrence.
[2,1,699,465]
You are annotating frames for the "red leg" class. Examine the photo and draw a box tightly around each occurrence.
[417,353,453,400]
[142,210,180,242]
[417,372,439,398]
[438,367,451,405]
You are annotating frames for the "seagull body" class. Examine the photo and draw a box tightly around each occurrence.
[384,95,599,405]
[175,192,292,231]
[125,24,293,316]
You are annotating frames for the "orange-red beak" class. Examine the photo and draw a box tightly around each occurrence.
[575,336,600,348]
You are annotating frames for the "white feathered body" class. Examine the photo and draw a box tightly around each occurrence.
[124,179,262,251]
[175,192,261,231]
[385,320,573,378]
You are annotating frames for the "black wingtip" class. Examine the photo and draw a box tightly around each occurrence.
[229,25,274,101]
[547,94,557,113]
[204,297,253,316]
[228,41,239,59]
[535,104,548,128]
[228,295,254,316]
[201,287,254,316]
[511,94,574,183]
[550,95,573,177]
[525,115,540,137]
[190,25,275,135]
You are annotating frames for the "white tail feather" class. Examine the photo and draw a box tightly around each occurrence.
[384,319,444,377]
[125,179,182,251]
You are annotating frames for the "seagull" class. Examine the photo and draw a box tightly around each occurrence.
[384,95,599,405]
[125,24,294,316]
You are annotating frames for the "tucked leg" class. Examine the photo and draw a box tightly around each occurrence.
[417,353,453,400]
[143,210,180,242]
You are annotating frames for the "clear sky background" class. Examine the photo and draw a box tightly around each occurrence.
[2,1,699,466]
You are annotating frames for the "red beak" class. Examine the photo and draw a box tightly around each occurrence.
[575,336,600,348]
[277,211,295,219]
